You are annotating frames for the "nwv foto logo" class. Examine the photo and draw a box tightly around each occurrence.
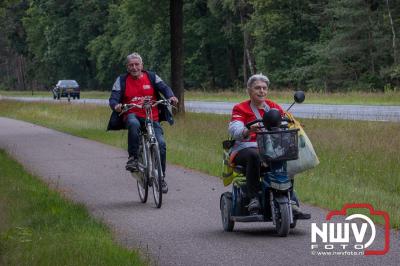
[310,203,390,256]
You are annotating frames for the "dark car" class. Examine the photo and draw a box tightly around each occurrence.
[52,80,80,100]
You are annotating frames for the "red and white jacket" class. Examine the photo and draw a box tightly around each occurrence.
[228,99,284,157]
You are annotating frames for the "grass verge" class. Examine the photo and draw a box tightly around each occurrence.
[0,100,399,229]
[1,89,400,105]
[0,149,145,265]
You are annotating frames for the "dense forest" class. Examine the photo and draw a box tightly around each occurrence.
[0,0,399,92]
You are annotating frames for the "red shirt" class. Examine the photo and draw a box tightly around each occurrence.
[230,99,284,142]
[122,73,159,121]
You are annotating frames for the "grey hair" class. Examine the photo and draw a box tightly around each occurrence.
[126,52,143,64]
[247,73,270,89]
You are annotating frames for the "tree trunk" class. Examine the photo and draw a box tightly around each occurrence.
[19,55,27,92]
[243,47,248,86]
[238,0,256,86]
[205,45,216,90]
[170,0,185,113]
[367,14,375,75]
[227,44,238,85]
[385,0,397,65]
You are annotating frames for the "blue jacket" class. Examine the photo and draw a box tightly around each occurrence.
[107,70,174,130]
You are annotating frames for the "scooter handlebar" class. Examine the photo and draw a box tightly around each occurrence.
[245,119,263,129]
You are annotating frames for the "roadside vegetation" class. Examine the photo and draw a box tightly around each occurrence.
[2,1,400,95]
[0,100,399,229]
[0,149,145,265]
[1,89,400,106]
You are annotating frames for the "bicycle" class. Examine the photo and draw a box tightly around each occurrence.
[120,97,173,208]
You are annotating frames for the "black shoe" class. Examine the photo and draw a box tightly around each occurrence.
[161,179,168,194]
[126,157,139,172]
[292,206,311,220]
[247,197,260,215]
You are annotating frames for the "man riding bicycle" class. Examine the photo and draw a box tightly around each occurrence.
[107,52,178,193]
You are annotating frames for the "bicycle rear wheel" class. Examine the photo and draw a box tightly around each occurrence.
[151,145,163,208]
[136,143,148,203]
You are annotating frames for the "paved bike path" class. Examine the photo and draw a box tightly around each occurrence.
[0,117,398,266]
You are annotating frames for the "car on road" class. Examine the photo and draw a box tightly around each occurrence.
[52,80,80,100]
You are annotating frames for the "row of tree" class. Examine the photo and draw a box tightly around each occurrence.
[1,0,399,93]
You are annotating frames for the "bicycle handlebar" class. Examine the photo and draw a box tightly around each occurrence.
[119,99,175,116]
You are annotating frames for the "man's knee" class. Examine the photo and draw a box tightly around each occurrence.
[248,149,260,163]
[126,116,141,131]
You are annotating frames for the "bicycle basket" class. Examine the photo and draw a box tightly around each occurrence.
[256,129,299,162]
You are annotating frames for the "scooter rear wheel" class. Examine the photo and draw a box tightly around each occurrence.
[220,192,234,232]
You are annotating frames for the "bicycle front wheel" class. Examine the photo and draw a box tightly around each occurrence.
[151,145,163,208]
[136,143,148,203]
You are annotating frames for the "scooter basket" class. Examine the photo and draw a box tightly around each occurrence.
[256,129,299,162]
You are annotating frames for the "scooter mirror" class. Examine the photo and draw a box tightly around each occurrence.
[294,91,305,103]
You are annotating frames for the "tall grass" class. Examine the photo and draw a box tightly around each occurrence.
[0,149,145,265]
[0,100,399,228]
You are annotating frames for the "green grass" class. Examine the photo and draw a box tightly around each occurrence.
[2,89,400,105]
[0,149,145,266]
[0,100,399,229]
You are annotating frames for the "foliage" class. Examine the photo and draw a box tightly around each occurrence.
[0,0,399,91]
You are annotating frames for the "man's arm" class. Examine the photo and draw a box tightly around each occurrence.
[109,77,122,111]
[228,105,249,140]
[154,74,178,104]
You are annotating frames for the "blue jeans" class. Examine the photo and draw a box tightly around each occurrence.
[125,113,167,175]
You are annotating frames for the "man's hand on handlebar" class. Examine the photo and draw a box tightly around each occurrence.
[248,122,263,133]
[168,96,179,105]
[243,122,262,138]
[114,103,122,113]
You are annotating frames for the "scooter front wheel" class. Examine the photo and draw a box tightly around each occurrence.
[275,201,290,237]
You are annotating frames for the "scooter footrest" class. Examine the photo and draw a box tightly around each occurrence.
[294,215,311,220]
[231,215,264,222]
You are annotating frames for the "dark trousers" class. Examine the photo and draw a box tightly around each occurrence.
[233,147,300,203]
[126,113,166,175]
[233,148,261,199]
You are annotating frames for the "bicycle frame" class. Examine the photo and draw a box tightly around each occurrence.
[140,101,162,180]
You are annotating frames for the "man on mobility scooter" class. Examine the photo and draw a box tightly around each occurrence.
[223,74,310,233]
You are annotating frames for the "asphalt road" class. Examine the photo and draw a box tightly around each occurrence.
[0,117,398,266]
[1,96,400,122]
